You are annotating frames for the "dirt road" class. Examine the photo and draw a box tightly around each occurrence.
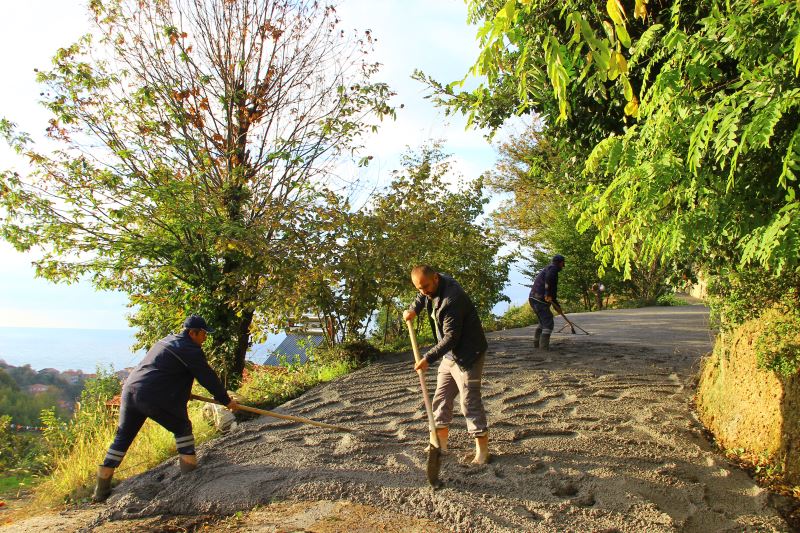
[4,306,790,532]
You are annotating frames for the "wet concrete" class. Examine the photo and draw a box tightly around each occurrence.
[76,307,790,531]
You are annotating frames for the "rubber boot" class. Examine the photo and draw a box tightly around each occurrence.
[435,427,449,454]
[533,327,542,349]
[540,333,551,351]
[179,456,197,474]
[472,433,489,465]
[92,474,113,503]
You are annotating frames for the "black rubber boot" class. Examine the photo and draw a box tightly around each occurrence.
[533,328,542,348]
[179,457,197,474]
[92,475,112,503]
[540,333,551,350]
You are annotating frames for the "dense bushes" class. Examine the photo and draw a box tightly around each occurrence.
[756,307,800,377]
[0,416,46,485]
[0,368,70,426]
[491,303,537,331]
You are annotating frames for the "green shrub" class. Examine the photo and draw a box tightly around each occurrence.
[708,270,800,332]
[0,415,46,486]
[656,293,689,307]
[238,350,357,408]
[312,341,382,366]
[493,302,537,330]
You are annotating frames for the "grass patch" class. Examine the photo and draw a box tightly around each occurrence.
[0,473,35,497]
[238,356,356,408]
[656,293,690,306]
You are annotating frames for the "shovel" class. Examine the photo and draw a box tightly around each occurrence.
[190,394,353,432]
[553,303,590,335]
[406,320,442,488]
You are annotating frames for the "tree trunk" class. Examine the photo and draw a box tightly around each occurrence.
[233,309,255,380]
[382,302,390,346]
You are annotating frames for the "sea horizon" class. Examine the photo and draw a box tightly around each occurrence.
[0,326,284,373]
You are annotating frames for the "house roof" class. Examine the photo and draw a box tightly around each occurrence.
[263,334,324,366]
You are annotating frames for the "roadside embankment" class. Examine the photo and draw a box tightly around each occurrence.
[697,307,800,484]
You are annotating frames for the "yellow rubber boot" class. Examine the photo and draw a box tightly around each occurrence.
[436,427,449,453]
[473,434,489,465]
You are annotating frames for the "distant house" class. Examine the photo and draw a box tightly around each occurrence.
[115,368,132,382]
[28,384,49,395]
[263,334,325,366]
[62,370,84,385]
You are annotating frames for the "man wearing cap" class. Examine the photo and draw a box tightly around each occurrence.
[403,265,490,465]
[93,315,238,502]
[528,254,566,350]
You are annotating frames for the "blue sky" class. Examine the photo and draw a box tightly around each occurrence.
[0,0,530,330]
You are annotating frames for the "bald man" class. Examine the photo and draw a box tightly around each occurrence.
[403,265,490,464]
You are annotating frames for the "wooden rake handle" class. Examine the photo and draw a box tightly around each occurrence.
[190,393,353,433]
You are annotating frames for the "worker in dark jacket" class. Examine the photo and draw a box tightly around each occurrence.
[92,315,238,502]
[528,254,566,350]
[403,265,490,464]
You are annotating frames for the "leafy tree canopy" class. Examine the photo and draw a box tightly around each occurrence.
[0,0,395,383]
[418,0,800,282]
[308,144,513,344]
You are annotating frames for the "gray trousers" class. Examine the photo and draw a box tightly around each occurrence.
[432,352,488,437]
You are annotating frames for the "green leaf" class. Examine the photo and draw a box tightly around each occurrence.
[794,30,800,76]
[606,0,624,25]
[621,74,633,101]
[616,22,631,48]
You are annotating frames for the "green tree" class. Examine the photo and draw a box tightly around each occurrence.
[308,145,512,345]
[0,368,70,426]
[489,124,666,309]
[0,0,394,384]
[420,0,800,285]
[0,415,45,475]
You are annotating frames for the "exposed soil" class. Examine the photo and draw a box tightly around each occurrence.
[1,307,790,532]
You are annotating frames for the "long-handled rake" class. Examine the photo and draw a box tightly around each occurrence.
[191,394,353,432]
[554,304,590,335]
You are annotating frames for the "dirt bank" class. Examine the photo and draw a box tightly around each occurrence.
[2,306,790,532]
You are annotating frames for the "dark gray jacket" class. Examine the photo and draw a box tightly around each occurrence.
[410,274,488,369]
[530,263,561,302]
[123,332,231,410]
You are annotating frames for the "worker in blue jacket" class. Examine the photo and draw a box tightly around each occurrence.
[528,254,566,350]
[93,315,238,502]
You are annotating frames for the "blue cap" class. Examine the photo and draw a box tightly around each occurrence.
[183,315,214,333]
[552,254,565,263]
